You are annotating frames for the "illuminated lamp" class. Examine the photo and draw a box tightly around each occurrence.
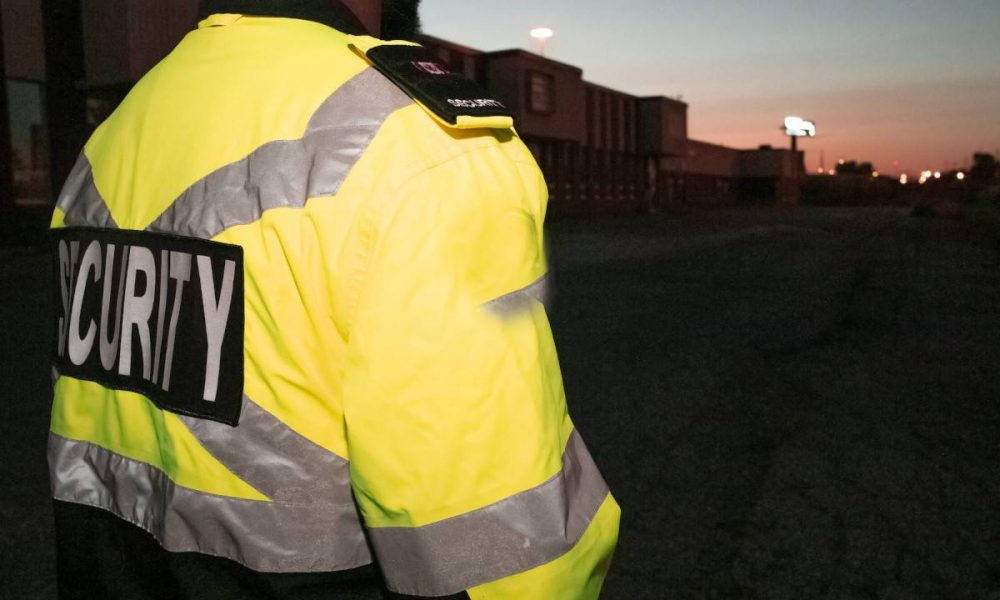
[530,28,554,57]
[783,116,816,153]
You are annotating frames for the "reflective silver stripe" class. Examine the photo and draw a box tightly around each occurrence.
[178,394,356,504]
[484,273,550,317]
[368,429,611,597]
[49,433,372,572]
[56,153,118,229]
[146,67,413,240]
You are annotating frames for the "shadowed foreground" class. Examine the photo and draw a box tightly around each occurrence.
[549,208,1000,599]
[2,207,999,599]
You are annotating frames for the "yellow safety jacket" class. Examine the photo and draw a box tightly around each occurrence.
[49,13,619,598]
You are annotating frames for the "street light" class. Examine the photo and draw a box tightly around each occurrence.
[530,27,554,57]
[783,116,816,153]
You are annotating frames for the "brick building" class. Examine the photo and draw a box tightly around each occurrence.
[421,35,803,214]
[1,1,802,238]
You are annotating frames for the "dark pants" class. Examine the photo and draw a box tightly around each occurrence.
[53,500,389,600]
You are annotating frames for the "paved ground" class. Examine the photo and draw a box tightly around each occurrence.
[2,207,999,599]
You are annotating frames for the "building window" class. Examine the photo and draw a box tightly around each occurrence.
[463,55,477,82]
[610,96,621,152]
[624,100,633,152]
[435,47,452,68]
[526,71,555,114]
[585,87,595,146]
[6,79,51,207]
[600,93,610,149]
[668,113,686,139]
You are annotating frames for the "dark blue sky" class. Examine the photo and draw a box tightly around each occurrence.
[422,0,1000,175]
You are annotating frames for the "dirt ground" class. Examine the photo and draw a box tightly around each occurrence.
[2,207,999,599]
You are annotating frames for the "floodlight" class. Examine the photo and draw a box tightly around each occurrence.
[530,27,554,56]
[784,116,816,138]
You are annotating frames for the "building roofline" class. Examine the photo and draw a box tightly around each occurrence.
[582,86,691,110]
[687,138,735,151]
[481,48,583,74]
[636,95,688,108]
[688,138,799,155]
[417,33,482,56]
[738,147,798,154]
[418,34,583,74]
[583,80,637,98]
[418,34,691,107]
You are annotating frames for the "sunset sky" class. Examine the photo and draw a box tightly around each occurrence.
[421,0,1000,176]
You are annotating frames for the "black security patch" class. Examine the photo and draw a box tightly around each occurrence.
[363,44,512,126]
[51,228,244,426]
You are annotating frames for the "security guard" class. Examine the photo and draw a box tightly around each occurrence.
[49,1,620,598]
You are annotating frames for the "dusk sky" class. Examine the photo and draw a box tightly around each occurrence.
[421,1,1000,176]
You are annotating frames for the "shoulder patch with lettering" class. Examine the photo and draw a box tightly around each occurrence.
[51,228,244,426]
[358,43,513,129]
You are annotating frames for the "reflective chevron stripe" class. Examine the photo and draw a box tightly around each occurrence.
[56,153,117,229]
[146,67,413,240]
[367,430,611,597]
[48,433,372,572]
[484,273,550,317]
[177,395,356,504]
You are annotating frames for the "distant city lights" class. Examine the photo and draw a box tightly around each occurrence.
[815,162,969,184]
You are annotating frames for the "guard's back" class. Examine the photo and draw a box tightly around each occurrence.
[49,14,402,597]
[49,11,619,600]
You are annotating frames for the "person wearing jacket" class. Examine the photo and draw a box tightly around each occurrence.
[48,1,620,598]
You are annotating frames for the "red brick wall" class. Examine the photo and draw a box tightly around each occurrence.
[81,0,197,86]
[486,51,585,144]
[2,0,46,80]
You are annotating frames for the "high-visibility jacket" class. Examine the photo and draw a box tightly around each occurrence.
[49,11,619,599]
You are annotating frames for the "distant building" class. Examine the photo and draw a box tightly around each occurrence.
[1,1,802,239]
[420,35,804,214]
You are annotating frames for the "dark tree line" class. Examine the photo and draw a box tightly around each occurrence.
[970,153,999,182]
[835,161,875,176]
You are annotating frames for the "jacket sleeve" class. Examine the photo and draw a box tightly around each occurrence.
[341,141,620,599]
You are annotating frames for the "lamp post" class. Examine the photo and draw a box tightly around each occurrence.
[783,116,816,153]
[530,27,554,57]
[0,6,13,212]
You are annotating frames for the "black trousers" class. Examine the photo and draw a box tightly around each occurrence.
[53,501,467,600]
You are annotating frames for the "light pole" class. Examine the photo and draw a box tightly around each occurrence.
[783,116,816,153]
[0,5,13,212]
[530,27,554,57]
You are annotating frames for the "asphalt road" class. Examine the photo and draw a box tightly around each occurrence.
[2,207,999,599]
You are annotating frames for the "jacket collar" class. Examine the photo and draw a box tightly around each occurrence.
[198,0,367,34]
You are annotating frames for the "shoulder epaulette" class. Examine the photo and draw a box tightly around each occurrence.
[348,36,514,130]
